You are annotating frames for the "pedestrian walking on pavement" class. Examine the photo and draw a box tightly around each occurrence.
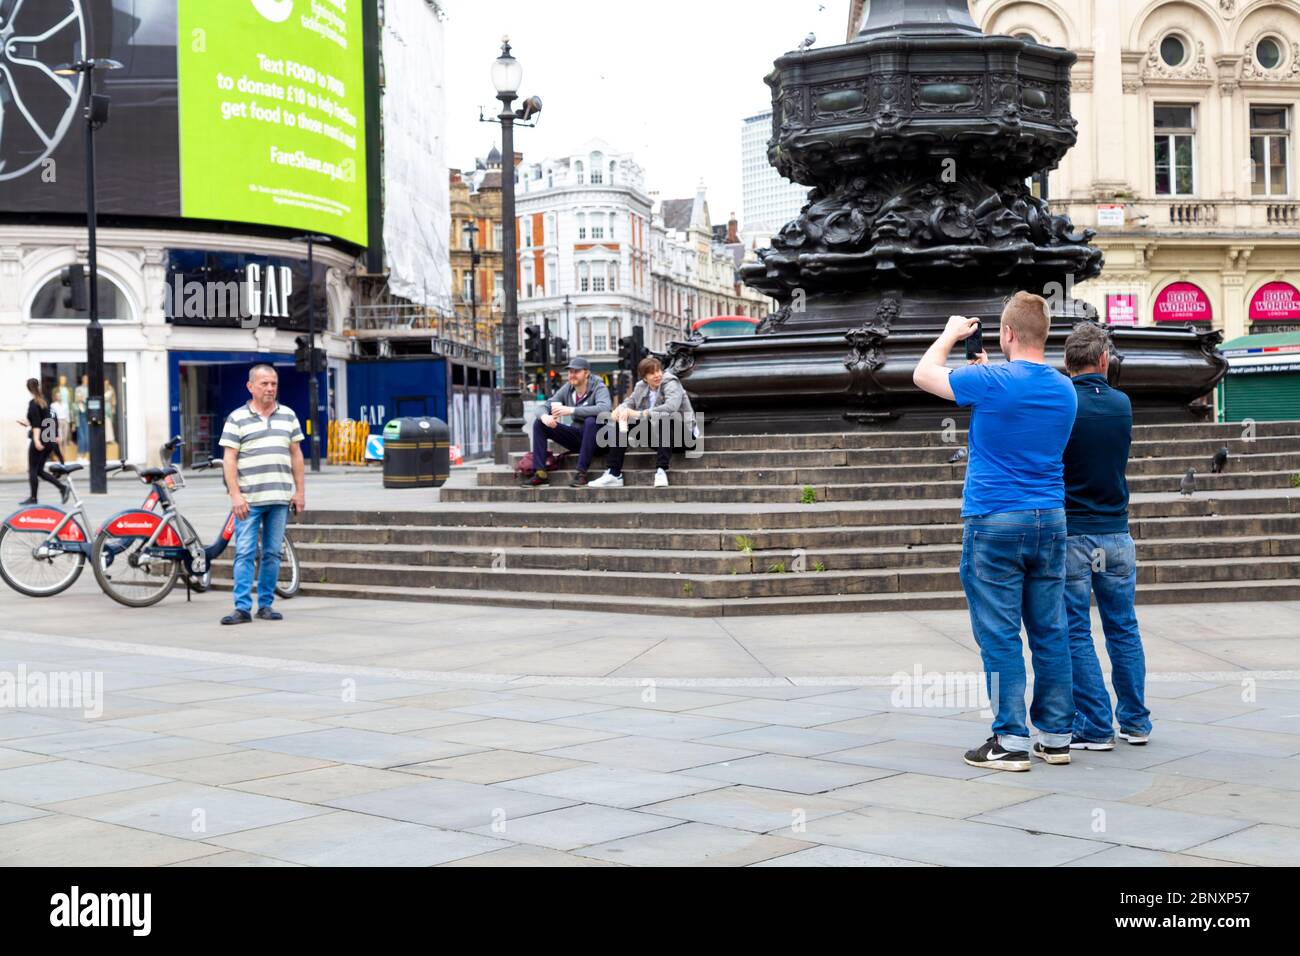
[18,378,67,506]
[218,364,306,626]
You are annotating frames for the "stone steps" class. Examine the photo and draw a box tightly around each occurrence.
[249,577,1300,618]
[443,469,1298,503]
[272,533,1300,575]
[270,419,1300,616]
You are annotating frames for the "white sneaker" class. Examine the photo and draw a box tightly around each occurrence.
[654,468,669,487]
[588,470,624,488]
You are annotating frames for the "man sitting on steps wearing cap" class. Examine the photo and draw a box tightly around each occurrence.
[522,356,612,487]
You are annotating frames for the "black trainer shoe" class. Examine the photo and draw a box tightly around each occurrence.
[1032,741,1072,765]
[256,607,283,621]
[1069,736,1116,751]
[1117,729,1150,745]
[569,470,590,487]
[221,610,252,625]
[522,470,549,488]
[963,736,1030,772]
[19,497,37,505]
[59,482,71,505]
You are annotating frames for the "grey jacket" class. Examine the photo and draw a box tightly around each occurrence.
[549,378,611,421]
[623,371,696,424]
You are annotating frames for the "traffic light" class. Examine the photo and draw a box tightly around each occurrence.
[617,326,645,373]
[294,335,325,373]
[60,264,88,312]
[551,335,569,367]
[524,325,543,365]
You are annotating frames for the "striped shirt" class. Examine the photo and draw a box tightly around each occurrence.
[218,402,304,505]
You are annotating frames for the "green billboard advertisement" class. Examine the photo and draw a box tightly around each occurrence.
[177,0,368,244]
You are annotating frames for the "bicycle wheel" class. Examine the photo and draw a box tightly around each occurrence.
[91,526,180,608]
[0,523,85,597]
[273,534,300,599]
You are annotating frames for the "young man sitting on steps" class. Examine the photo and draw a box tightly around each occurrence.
[590,356,696,488]
[522,357,611,488]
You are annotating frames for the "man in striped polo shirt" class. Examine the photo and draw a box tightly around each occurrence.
[218,364,306,625]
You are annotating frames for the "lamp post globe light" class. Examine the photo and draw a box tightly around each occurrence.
[53,56,124,494]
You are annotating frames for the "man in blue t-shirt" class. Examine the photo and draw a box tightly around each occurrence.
[1060,322,1152,750]
[913,292,1078,772]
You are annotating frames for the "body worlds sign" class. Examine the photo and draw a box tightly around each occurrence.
[1153,282,1212,323]
[1249,281,1300,321]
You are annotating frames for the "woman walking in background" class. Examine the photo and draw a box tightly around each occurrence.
[18,378,67,506]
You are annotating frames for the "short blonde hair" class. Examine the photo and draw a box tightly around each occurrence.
[1001,292,1051,349]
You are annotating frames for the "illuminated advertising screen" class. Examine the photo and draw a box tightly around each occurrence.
[0,0,368,245]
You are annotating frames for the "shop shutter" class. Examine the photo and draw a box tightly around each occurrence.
[1223,372,1300,421]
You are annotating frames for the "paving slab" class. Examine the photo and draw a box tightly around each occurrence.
[0,815,226,866]
[1183,824,1300,866]
[971,794,1250,853]
[639,785,860,834]
[210,810,510,866]
[751,845,934,867]
[393,750,586,784]
[541,736,755,773]
[0,760,169,805]
[575,821,811,867]
[466,804,680,851]
[326,778,578,830]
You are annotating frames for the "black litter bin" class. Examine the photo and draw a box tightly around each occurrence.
[382,417,450,488]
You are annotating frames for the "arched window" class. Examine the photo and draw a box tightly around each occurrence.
[590,152,604,184]
[574,160,585,185]
[30,271,131,321]
[609,263,619,292]
[578,262,590,292]
[591,213,604,241]
[579,319,591,351]
[576,213,587,240]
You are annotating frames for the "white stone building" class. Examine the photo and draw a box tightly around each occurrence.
[650,188,774,352]
[513,140,654,375]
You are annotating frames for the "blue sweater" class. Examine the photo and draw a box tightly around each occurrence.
[1062,373,1131,535]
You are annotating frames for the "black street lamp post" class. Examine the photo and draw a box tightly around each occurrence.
[463,221,480,347]
[492,39,524,462]
[291,234,332,473]
[55,56,123,494]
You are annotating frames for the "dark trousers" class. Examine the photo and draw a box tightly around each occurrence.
[605,428,682,477]
[532,415,601,473]
[27,443,61,500]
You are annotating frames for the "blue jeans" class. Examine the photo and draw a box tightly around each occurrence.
[1065,532,1151,740]
[232,503,289,613]
[532,415,602,473]
[959,509,1073,752]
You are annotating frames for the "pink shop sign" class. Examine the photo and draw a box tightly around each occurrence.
[1153,282,1212,323]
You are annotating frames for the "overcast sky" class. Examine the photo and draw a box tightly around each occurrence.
[441,0,848,225]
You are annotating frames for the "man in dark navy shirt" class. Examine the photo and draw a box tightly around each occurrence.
[1061,322,1152,749]
[914,293,1078,772]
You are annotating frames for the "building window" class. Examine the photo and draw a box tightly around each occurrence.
[594,332,607,352]
[1154,105,1195,196]
[546,261,557,292]
[608,213,616,240]
[579,263,590,292]
[577,213,586,240]
[1256,37,1283,71]
[579,320,591,351]
[609,264,619,291]
[31,272,130,321]
[590,152,604,184]
[492,222,503,250]
[609,161,616,184]
[592,276,606,293]
[494,272,503,302]
[461,272,474,302]
[1159,34,1187,68]
[591,224,604,240]
[1250,106,1290,197]
[575,161,584,185]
